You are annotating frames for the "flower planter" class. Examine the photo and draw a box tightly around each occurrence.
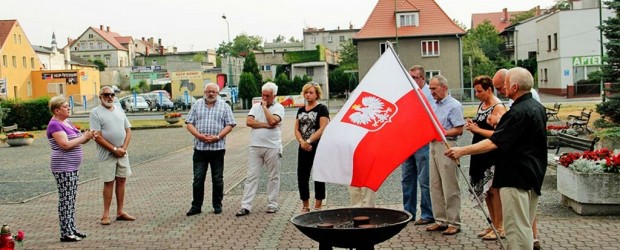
[6,138,33,147]
[557,166,620,215]
[165,117,181,124]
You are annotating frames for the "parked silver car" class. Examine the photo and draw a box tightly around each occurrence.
[140,93,175,111]
[118,95,149,112]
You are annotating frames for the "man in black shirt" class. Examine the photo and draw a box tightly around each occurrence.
[445,67,546,249]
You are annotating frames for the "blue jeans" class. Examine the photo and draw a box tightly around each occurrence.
[191,149,225,210]
[401,144,433,221]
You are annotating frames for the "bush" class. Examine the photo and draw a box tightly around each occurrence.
[596,93,620,125]
[1,97,51,130]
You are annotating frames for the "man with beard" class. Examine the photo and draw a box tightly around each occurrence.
[90,86,135,225]
[185,83,236,216]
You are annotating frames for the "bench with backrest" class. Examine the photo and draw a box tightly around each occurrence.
[555,132,599,155]
[545,103,561,121]
[566,108,593,133]
[1,124,18,134]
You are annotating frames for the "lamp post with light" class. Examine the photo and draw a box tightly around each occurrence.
[222,14,233,88]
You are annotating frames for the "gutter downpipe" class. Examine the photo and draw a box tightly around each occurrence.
[457,34,464,91]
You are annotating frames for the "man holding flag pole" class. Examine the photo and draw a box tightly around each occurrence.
[312,41,445,207]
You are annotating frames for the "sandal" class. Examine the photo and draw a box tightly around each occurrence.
[301,207,310,213]
[101,217,111,225]
[482,231,498,240]
[477,227,492,237]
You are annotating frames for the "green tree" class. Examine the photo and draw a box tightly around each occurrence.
[272,35,287,42]
[466,20,504,61]
[192,52,205,63]
[92,59,106,71]
[550,0,571,11]
[339,39,358,67]
[132,80,149,93]
[238,72,258,109]
[601,0,620,83]
[274,73,293,95]
[216,33,264,57]
[242,51,263,87]
[289,36,301,43]
[452,19,467,30]
[510,8,537,24]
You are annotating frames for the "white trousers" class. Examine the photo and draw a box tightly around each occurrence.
[348,187,376,207]
[240,146,281,211]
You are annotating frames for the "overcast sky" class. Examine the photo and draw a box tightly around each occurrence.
[1,0,556,52]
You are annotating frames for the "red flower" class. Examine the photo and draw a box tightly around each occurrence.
[7,132,34,139]
[16,230,24,241]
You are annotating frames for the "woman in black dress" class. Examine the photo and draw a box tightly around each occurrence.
[466,75,506,240]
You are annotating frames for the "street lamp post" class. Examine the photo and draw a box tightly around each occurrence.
[599,0,606,102]
[222,14,233,88]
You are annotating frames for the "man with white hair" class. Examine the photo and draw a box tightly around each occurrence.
[446,67,547,249]
[236,82,285,216]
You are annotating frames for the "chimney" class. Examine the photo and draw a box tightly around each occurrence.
[64,46,70,63]
[337,26,340,30]
[67,37,71,45]
[106,26,110,32]
[158,38,162,46]
[142,37,145,41]
[145,47,149,57]
[159,46,164,55]
[502,8,508,23]
[535,6,541,16]
[100,25,104,30]
[349,23,353,29]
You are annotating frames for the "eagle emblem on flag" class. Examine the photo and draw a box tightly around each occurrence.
[342,91,397,131]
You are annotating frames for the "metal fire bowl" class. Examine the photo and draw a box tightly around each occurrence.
[290,208,412,249]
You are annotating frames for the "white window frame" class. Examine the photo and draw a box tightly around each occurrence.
[340,36,345,42]
[379,42,397,55]
[311,37,317,44]
[421,40,440,57]
[426,70,440,80]
[327,36,333,43]
[397,12,419,27]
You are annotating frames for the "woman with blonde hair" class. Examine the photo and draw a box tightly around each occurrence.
[294,82,330,213]
[46,96,94,242]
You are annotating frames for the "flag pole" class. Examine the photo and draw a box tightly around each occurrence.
[385,41,505,249]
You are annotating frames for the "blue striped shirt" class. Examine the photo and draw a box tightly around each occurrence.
[185,98,236,151]
[432,94,465,133]
[46,119,83,172]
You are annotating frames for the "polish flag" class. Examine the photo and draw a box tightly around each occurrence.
[312,43,445,191]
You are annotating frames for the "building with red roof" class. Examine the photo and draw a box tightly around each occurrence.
[354,0,466,91]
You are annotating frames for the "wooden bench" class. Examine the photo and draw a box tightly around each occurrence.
[0,124,18,134]
[554,132,599,155]
[545,103,561,121]
[566,108,593,133]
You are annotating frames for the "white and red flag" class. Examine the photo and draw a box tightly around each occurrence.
[312,43,445,191]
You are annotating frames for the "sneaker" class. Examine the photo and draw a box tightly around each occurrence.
[235,208,250,217]
[266,206,278,214]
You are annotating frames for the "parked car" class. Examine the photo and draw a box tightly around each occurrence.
[173,96,197,111]
[118,95,149,112]
[140,93,175,111]
[219,91,232,107]
[113,97,123,111]
[150,90,171,99]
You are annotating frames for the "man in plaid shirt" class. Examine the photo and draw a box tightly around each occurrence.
[185,83,236,216]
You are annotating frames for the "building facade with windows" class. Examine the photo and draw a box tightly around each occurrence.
[0,20,43,100]
[66,25,132,67]
[354,0,465,92]
[535,3,614,95]
[303,26,360,52]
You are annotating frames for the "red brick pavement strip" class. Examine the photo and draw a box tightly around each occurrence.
[3,115,620,249]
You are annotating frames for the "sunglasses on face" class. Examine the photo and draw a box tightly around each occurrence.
[101,93,115,98]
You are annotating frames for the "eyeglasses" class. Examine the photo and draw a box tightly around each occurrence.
[411,76,423,80]
[101,93,115,98]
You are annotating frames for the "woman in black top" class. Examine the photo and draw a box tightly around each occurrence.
[466,75,506,240]
[294,82,330,213]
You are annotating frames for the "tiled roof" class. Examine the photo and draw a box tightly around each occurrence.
[115,36,133,45]
[471,11,525,33]
[68,27,128,51]
[355,0,465,40]
[0,20,17,49]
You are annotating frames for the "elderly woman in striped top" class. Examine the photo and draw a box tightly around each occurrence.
[46,96,94,242]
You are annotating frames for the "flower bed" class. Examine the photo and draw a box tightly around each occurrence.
[164,112,182,124]
[5,132,34,147]
[557,148,620,215]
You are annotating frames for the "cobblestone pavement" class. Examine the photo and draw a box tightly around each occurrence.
[1,112,619,249]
